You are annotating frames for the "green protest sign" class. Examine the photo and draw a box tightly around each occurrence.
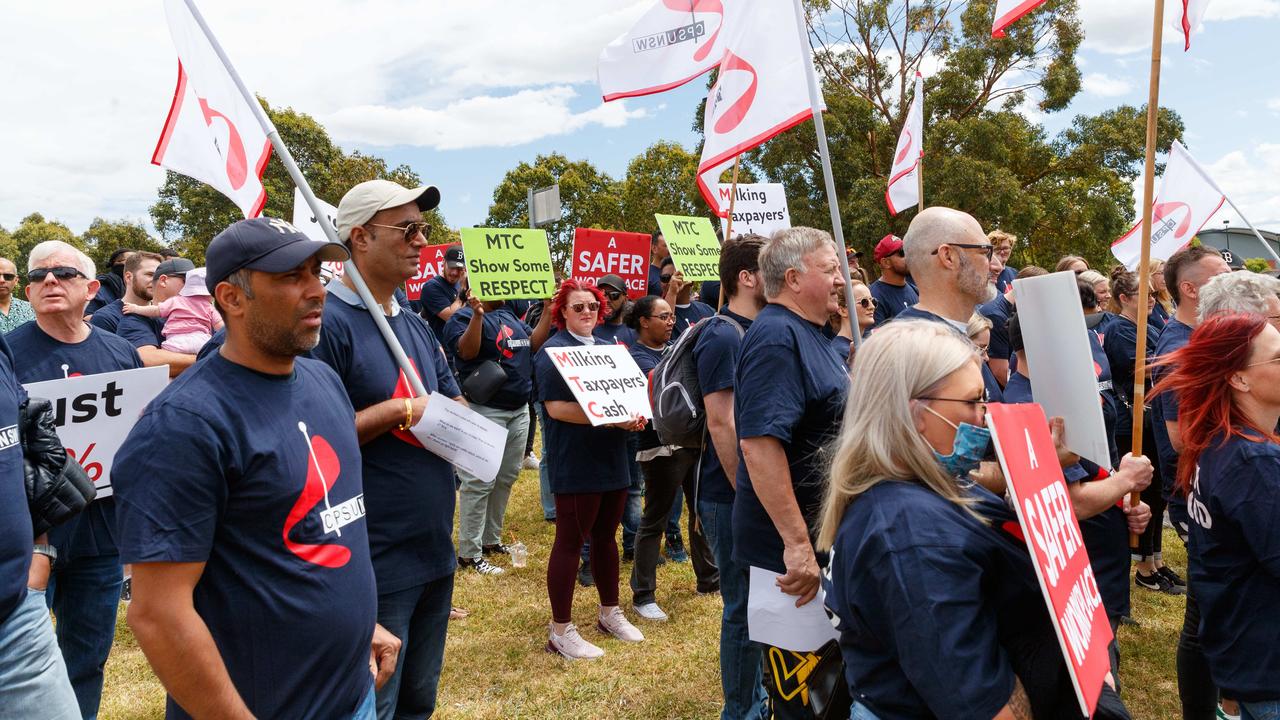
[655,214,721,282]
[460,227,557,300]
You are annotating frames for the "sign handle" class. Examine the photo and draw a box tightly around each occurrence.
[719,156,741,309]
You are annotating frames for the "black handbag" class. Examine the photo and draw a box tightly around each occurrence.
[807,640,852,720]
[21,397,95,538]
[461,360,507,406]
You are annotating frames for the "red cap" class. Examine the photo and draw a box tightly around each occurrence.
[873,234,904,262]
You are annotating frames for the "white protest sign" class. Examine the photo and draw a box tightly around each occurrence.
[26,366,169,498]
[410,392,507,484]
[717,183,791,238]
[292,187,345,278]
[543,344,652,427]
[747,566,839,652]
[1013,271,1112,469]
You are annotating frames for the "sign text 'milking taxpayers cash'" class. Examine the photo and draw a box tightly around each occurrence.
[543,344,653,426]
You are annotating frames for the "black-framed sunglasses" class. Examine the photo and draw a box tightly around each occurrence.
[27,266,87,283]
[931,243,994,260]
[602,289,623,300]
[887,249,904,259]
[569,301,600,313]
[857,297,876,309]
[660,274,674,283]
[366,220,432,242]
[0,273,15,282]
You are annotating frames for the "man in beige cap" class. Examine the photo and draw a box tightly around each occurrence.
[312,178,464,720]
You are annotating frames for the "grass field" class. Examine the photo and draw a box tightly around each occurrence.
[97,461,1190,719]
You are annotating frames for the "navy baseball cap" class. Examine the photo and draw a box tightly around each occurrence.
[206,217,349,289]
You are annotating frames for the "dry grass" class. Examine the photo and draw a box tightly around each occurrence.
[97,462,1189,719]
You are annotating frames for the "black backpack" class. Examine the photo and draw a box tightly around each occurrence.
[651,315,744,448]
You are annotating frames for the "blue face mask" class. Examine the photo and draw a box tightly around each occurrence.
[924,405,991,478]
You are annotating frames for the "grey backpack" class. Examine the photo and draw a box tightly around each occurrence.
[650,315,744,448]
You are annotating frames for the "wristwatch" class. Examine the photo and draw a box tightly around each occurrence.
[33,543,57,563]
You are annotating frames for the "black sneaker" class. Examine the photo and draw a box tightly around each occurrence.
[622,548,635,562]
[482,543,512,557]
[664,536,689,563]
[120,576,132,603]
[577,560,594,587]
[458,557,504,576]
[1119,615,1140,627]
[1136,570,1184,595]
[1157,566,1187,587]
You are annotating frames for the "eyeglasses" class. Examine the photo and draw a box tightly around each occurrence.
[0,273,15,282]
[366,221,432,242]
[569,301,600,313]
[915,395,988,411]
[660,274,674,283]
[648,312,675,321]
[27,266,87,283]
[931,243,994,260]
[1247,355,1280,367]
[856,297,876,309]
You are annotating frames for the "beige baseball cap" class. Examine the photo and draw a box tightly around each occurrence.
[336,179,441,242]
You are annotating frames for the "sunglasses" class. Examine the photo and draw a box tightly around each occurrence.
[27,266,87,283]
[569,301,600,313]
[602,289,623,300]
[366,220,432,242]
[886,250,904,259]
[0,273,15,282]
[857,297,876,309]
[660,274,674,283]
[931,243,994,260]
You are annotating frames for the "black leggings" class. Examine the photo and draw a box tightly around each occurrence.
[1118,417,1165,558]
[1178,578,1219,719]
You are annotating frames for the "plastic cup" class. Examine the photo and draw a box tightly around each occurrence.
[510,541,528,568]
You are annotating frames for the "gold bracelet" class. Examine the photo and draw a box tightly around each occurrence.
[398,398,414,431]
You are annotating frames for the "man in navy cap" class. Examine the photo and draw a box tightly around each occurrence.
[114,217,399,720]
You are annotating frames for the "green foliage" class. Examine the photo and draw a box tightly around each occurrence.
[619,141,710,233]
[1244,257,1272,274]
[10,213,81,267]
[80,218,171,273]
[0,226,17,264]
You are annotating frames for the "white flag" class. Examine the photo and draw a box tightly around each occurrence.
[1110,141,1226,270]
[695,0,819,217]
[152,0,272,218]
[991,0,1049,37]
[885,73,924,216]
[598,0,730,102]
[1173,0,1210,51]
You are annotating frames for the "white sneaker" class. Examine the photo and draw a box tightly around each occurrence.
[522,453,540,470]
[597,606,645,642]
[632,602,669,622]
[547,623,604,660]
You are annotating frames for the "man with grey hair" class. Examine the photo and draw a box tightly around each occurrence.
[894,207,1006,401]
[0,257,34,334]
[1197,270,1280,326]
[732,227,848,719]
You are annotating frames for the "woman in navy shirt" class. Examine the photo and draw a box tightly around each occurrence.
[1153,312,1280,718]
[534,280,647,660]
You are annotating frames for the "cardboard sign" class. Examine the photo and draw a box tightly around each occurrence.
[542,344,653,426]
[291,188,346,279]
[26,366,169,499]
[460,228,557,301]
[571,228,650,299]
[988,403,1113,717]
[655,214,721,282]
[717,183,791,238]
[405,244,454,301]
[1013,271,1113,469]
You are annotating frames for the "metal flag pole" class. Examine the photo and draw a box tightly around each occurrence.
[179,0,427,397]
[1179,149,1280,265]
[790,0,861,351]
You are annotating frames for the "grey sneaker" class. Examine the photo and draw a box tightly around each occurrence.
[547,623,604,660]
[597,606,645,642]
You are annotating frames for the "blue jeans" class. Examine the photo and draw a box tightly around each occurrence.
[623,433,643,554]
[698,499,765,720]
[535,403,555,521]
[46,553,121,720]
[1244,701,1280,720]
[375,573,454,720]
[353,682,377,719]
[0,589,80,719]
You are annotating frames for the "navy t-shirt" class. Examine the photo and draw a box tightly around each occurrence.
[994,265,1017,294]
[113,353,376,720]
[420,275,459,338]
[628,342,665,452]
[673,301,716,341]
[1148,302,1171,331]
[693,310,750,504]
[869,280,918,326]
[197,328,227,360]
[647,264,663,296]
[310,286,462,591]
[1102,314,1159,436]
[442,306,534,410]
[534,332,631,495]
[894,307,1004,403]
[732,304,848,573]
[117,314,165,349]
[699,281,722,308]
[1187,432,1280,701]
[0,335,30,626]
[1151,318,1194,506]
[89,298,125,334]
[8,323,142,561]
[978,293,1014,362]
[592,321,637,348]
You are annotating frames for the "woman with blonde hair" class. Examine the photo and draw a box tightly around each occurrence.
[818,321,1127,719]
[1149,258,1173,329]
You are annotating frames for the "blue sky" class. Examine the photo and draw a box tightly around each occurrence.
[1,0,1276,239]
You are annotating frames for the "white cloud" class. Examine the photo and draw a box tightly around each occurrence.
[1267,98,1280,113]
[1205,144,1280,229]
[1082,72,1133,97]
[1078,0,1280,54]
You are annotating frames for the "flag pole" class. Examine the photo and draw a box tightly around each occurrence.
[718,156,741,309]
[1179,149,1280,265]
[178,0,428,397]
[917,154,924,213]
[790,0,861,351]
[1129,0,1167,547]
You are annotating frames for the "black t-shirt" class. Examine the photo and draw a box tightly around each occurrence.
[0,335,29,626]
[693,310,750,504]
[113,353,376,720]
[442,306,535,410]
[732,304,848,573]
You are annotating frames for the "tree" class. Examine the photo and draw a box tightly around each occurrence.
[484,153,624,269]
[620,141,709,232]
[0,226,17,265]
[11,214,80,267]
[1244,258,1271,274]
[150,99,449,263]
[80,218,171,272]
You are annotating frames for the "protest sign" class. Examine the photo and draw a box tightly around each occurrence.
[571,228,650,299]
[542,344,652,426]
[291,188,345,279]
[988,402,1113,717]
[654,214,720,282]
[26,366,169,499]
[410,392,507,484]
[747,566,839,652]
[405,244,453,301]
[716,183,791,238]
[460,228,557,301]
[1013,271,1113,469]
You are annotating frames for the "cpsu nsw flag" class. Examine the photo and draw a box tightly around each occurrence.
[1111,141,1226,270]
[885,73,923,216]
[696,0,819,217]
[598,0,731,102]
[152,0,271,218]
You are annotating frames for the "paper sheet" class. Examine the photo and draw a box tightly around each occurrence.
[410,392,507,484]
[747,566,839,652]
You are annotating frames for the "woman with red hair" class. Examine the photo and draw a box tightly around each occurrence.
[532,279,647,660]
[1153,312,1280,719]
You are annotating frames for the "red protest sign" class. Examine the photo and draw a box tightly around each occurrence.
[571,228,650,299]
[405,244,453,301]
[987,403,1113,717]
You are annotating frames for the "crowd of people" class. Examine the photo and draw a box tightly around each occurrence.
[0,177,1277,720]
